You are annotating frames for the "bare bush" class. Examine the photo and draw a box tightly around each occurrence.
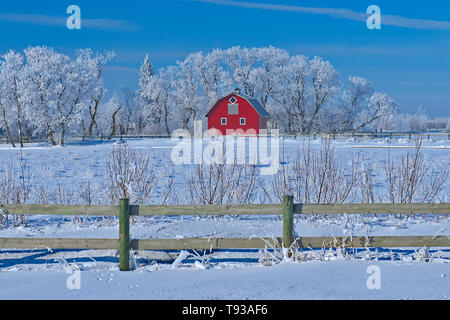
[56,183,76,205]
[0,162,14,204]
[32,185,50,205]
[356,154,378,204]
[0,152,32,226]
[384,139,448,203]
[79,181,94,205]
[107,143,157,204]
[264,138,356,204]
[158,170,177,205]
[185,163,258,205]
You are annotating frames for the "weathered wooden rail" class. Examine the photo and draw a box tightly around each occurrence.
[1,197,449,271]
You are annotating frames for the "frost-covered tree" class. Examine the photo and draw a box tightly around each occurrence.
[339,76,374,131]
[136,54,155,132]
[269,55,310,133]
[393,106,430,132]
[82,50,115,137]
[0,51,27,147]
[118,87,142,135]
[21,46,60,145]
[172,53,206,129]
[269,55,340,133]
[0,86,15,147]
[407,106,428,132]
[225,46,259,97]
[21,46,100,145]
[252,47,290,110]
[0,45,402,143]
[139,67,176,134]
[354,92,398,131]
[307,56,340,133]
[138,54,154,92]
[1,47,113,145]
[136,46,397,134]
[196,49,232,106]
[96,93,122,137]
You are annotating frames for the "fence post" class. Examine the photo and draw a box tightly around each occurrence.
[119,198,130,271]
[282,195,294,250]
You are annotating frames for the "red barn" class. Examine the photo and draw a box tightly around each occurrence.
[205,88,270,135]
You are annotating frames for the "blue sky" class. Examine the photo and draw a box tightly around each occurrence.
[1,0,449,116]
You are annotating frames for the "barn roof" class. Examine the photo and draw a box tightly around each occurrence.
[205,91,270,119]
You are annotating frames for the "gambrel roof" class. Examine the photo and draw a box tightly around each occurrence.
[205,91,270,119]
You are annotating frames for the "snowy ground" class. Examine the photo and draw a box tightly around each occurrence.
[0,135,448,205]
[0,136,449,299]
[1,260,449,300]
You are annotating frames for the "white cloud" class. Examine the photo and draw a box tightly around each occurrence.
[105,65,138,73]
[0,12,139,31]
[194,0,450,30]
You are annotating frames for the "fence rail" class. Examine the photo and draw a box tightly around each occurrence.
[1,131,450,145]
[1,198,450,271]
[1,236,449,251]
[81,132,450,141]
[2,203,449,216]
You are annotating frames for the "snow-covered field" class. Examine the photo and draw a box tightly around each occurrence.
[0,136,448,204]
[1,261,449,300]
[0,136,449,299]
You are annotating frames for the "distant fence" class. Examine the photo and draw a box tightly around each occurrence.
[1,197,449,271]
[81,132,450,141]
[309,132,450,140]
[1,131,449,145]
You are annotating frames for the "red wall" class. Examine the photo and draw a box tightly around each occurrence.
[207,94,261,135]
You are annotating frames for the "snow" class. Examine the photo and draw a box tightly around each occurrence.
[0,261,448,300]
[0,137,449,299]
[0,136,448,205]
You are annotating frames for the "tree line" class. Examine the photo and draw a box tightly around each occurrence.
[1,45,445,147]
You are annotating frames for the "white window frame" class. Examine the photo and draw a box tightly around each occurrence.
[229,96,238,104]
[221,118,227,125]
[240,118,246,125]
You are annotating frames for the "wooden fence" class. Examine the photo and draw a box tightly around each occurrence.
[80,132,450,141]
[2,131,449,145]
[1,197,450,271]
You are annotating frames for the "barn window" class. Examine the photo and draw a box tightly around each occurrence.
[240,118,246,125]
[221,118,227,125]
[229,96,237,104]
[228,104,238,115]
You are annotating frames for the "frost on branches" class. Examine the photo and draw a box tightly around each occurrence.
[0,46,115,146]
[136,46,398,135]
[1,45,402,146]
